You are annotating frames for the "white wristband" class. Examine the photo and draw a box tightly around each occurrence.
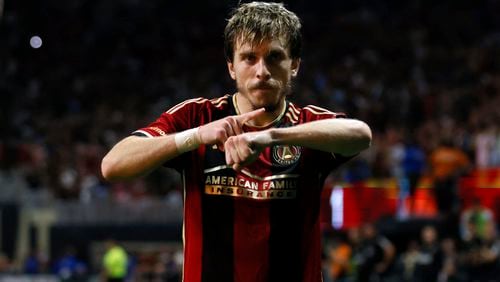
[174,127,201,154]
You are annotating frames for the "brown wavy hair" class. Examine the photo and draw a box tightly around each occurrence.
[224,2,302,62]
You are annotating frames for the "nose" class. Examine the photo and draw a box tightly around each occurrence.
[255,58,271,81]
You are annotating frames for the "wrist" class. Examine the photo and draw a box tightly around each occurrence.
[175,127,201,154]
[268,128,283,146]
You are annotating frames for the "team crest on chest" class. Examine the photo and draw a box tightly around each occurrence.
[272,145,302,166]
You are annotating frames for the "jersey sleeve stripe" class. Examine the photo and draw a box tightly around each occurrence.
[289,103,301,116]
[213,100,228,108]
[166,97,206,114]
[209,95,229,105]
[132,130,154,137]
[285,112,299,124]
[303,105,336,115]
[287,106,299,121]
[209,95,229,109]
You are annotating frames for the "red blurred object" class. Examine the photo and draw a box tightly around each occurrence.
[321,168,500,230]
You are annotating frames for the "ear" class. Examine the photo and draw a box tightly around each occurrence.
[291,58,301,77]
[227,61,236,80]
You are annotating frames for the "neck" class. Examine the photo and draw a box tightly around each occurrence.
[233,93,286,127]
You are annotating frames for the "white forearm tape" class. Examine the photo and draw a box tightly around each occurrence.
[174,127,201,154]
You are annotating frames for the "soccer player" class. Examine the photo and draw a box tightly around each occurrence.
[101,2,372,281]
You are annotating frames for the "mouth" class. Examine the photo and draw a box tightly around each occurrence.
[254,87,274,92]
[252,85,276,92]
[250,82,277,91]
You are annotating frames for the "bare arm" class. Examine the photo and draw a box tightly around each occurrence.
[101,135,179,181]
[101,108,267,181]
[270,118,372,155]
[224,118,372,170]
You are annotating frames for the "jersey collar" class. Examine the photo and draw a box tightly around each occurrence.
[231,93,288,130]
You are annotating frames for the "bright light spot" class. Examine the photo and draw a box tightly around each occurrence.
[330,185,344,230]
[30,36,43,49]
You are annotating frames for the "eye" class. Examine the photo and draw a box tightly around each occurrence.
[243,54,257,64]
[267,51,285,63]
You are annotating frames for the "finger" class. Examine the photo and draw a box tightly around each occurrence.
[233,163,242,172]
[225,145,232,165]
[226,116,243,135]
[215,129,228,151]
[224,138,236,165]
[227,137,245,166]
[229,141,241,164]
[236,108,266,124]
[234,136,250,161]
[222,119,236,137]
[217,143,225,152]
[215,128,229,144]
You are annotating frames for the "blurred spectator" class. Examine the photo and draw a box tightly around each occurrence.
[22,249,49,274]
[52,245,88,281]
[414,225,441,282]
[437,238,465,282]
[398,131,426,218]
[101,239,128,282]
[459,197,495,241]
[397,240,421,282]
[350,223,395,282]
[323,234,352,282]
[0,252,13,273]
[460,221,500,281]
[429,138,471,236]
[153,247,181,282]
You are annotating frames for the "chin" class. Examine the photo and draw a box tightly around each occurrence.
[256,96,284,111]
[250,99,281,112]
[263,103,280,112]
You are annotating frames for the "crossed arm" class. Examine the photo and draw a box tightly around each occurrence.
[101,109,372,181]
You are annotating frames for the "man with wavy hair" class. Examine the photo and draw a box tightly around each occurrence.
[102,2,371,281]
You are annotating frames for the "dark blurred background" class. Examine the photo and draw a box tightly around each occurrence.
[1,0,500,281]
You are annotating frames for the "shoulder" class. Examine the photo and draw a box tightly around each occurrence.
[286,102,346,123]
[302,105,344,117]
[165,95,230,115]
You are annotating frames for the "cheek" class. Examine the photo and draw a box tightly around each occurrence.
[234,73,248,90]
[235,68,252,83]
[277,71,291,85]
[275,65,293,80]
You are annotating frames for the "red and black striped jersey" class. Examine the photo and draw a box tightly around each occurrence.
[133,94,351,282]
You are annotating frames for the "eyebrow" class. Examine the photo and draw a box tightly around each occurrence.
[268,49,287,57]
[238,51,256,57]
[238,47,287,58]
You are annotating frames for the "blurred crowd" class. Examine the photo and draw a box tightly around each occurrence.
[322,212,500,282]
[1,0,500,202]
[1,0,500,280]
[0,241,183,282]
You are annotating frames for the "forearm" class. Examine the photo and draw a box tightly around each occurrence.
[102,108,267,178]
[101,135,180,181]
[269,118,371,156]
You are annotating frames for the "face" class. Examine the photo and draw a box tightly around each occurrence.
[422,226,437,244]
[227,39,300,112]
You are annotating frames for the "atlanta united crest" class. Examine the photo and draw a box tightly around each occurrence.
[272,145,302,166]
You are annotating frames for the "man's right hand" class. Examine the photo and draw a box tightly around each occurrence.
[198,108,266,151]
